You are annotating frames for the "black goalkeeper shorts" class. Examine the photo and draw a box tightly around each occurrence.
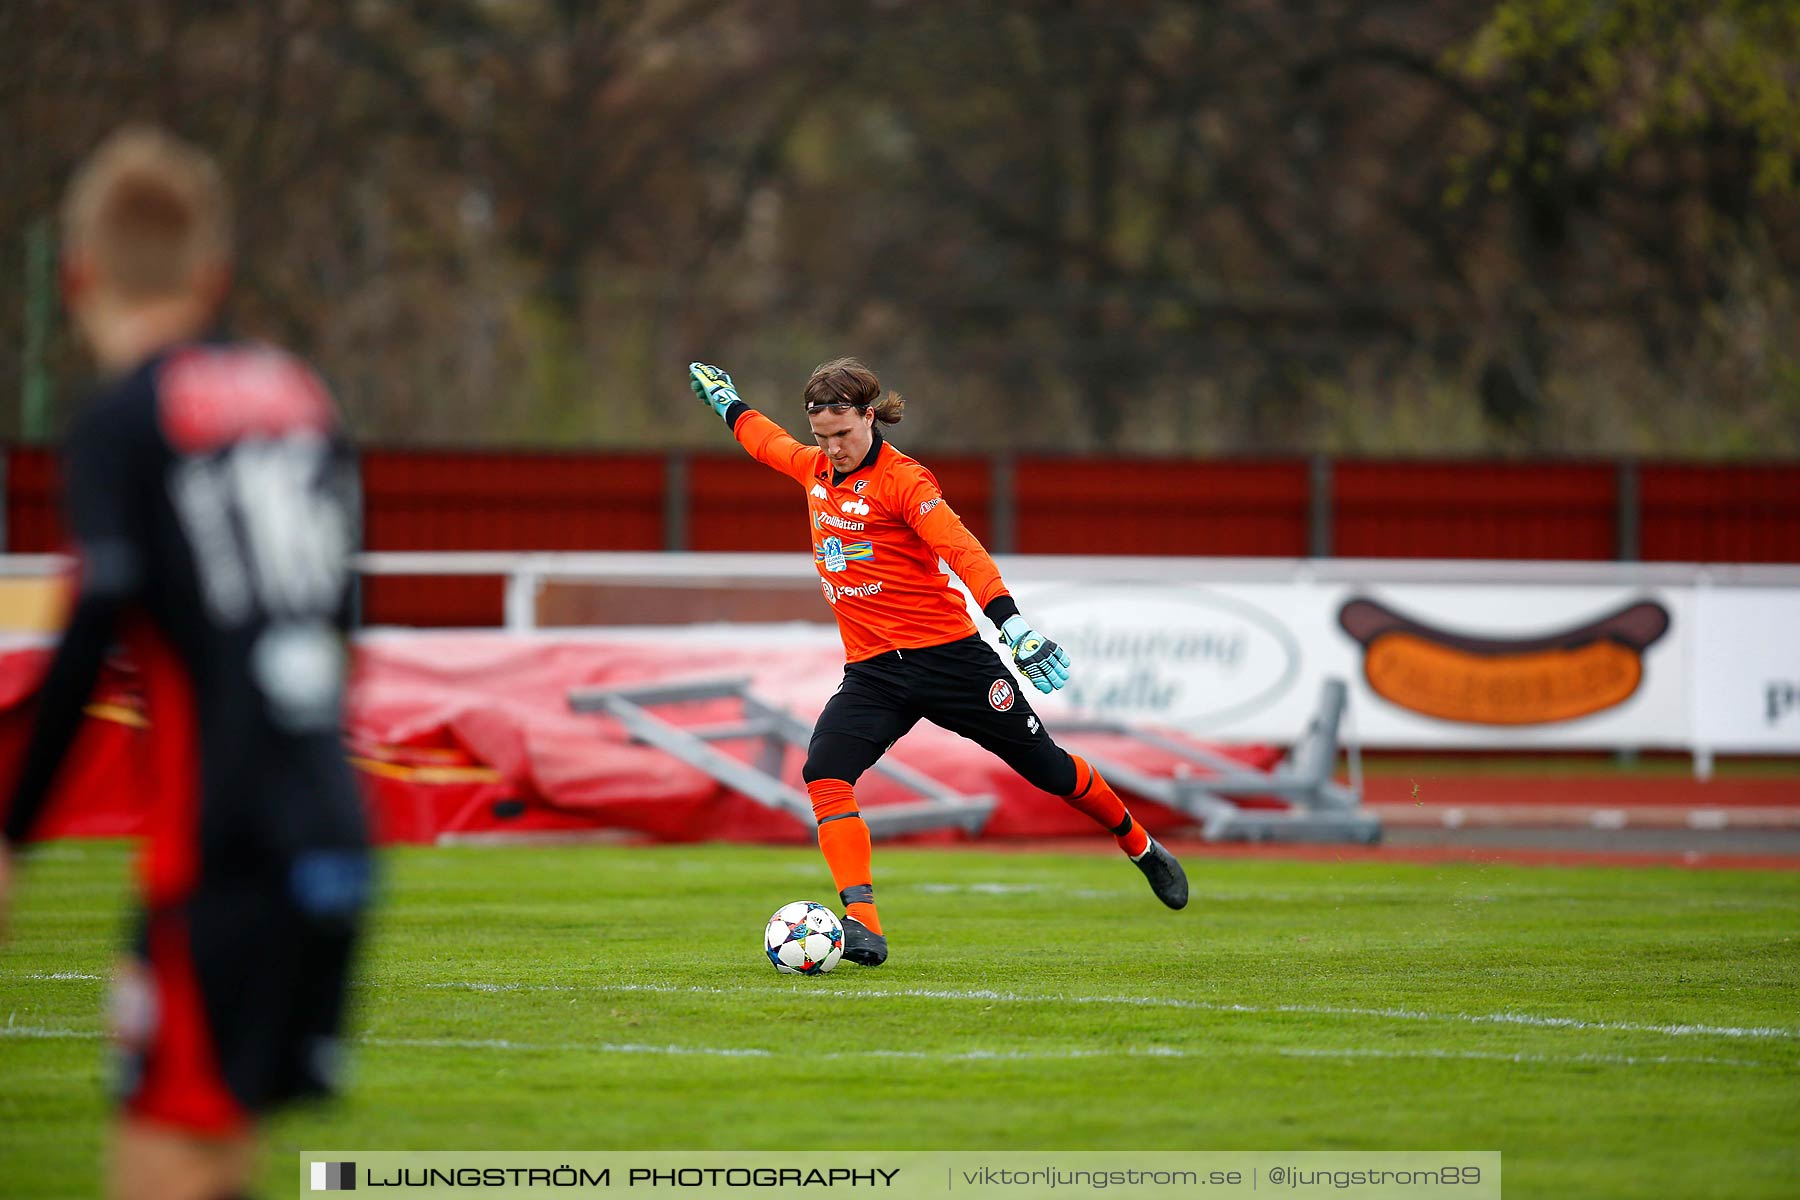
[803,633,1077,796]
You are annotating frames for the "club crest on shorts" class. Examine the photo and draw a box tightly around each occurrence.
[988,678,1016,712]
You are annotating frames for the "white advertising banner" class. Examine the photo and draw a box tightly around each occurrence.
[1693,588,1800,752]
[986,581,1695,749]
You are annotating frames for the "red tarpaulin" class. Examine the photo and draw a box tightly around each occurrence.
[0,631,1278,846]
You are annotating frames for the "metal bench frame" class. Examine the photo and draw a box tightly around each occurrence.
[1056,679,1381,844]
[568,677,995,838]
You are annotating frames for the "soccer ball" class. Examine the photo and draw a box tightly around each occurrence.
[764,901,844,975]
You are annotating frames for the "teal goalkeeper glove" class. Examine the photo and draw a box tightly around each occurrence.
[689,362,740,419]
[1000,615,1071,694]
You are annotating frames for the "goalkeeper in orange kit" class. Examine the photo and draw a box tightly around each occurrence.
[690,359,1187,966]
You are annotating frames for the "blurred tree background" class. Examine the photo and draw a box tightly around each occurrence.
[3,0,1798,455]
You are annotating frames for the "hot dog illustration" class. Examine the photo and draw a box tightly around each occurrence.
[1337,596,1670,726]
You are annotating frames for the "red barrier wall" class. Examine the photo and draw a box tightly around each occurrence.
[362,451,667,551]
[1640,464,1800,563]
[1015,459,1309,556]
[1333,461,1619,560]
[6,447,59,555]
[686,454,797,552]
[360,451,666,625]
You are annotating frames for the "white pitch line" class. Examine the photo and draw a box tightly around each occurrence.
[906,884,1325,903]
[1,1020,99,1039]
[2,1022,1783,1071]
[21,972,104,981]
[364,1035,774,1059]
[424,980,1800,1043]
[911,883,1124,899]
[1277,1046,1774,1070]
[282,1039,1800,1070]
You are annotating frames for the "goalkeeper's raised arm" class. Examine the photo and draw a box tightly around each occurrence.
[682,357,1187,970]
[691,361,815,483]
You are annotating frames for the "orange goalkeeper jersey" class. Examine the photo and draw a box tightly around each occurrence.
[731,409,1010,663]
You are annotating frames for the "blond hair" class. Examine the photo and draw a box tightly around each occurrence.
[804,357,905,426]
[62,126,231,300]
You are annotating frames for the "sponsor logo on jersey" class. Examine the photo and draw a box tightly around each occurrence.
[810,484,829,500]
[841,499,871,517]
[919,498,942,517]
[815,537,874,573]
[988,678,1016,712]
[1027,714,1039,734]
[815,511,866,532]
[822,578,884,603]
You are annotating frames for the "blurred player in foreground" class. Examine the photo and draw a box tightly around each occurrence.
[690,359,1187,966]
[0,127,369,1200]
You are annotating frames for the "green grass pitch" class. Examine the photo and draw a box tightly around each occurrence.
[2,840,1796,1199]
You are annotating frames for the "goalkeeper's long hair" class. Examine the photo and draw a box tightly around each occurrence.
[804,357,904,426]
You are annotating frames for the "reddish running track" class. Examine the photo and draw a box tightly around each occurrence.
[1361,775,1799,808]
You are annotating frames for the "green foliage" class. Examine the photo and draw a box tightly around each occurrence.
[4,841,1798,1198]
[1459,0,1800,194]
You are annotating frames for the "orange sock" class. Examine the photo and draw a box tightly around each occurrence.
[1062,755,1151,858]
[807,778,881,935]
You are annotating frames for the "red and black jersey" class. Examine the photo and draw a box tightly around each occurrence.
[3,339,367,907]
